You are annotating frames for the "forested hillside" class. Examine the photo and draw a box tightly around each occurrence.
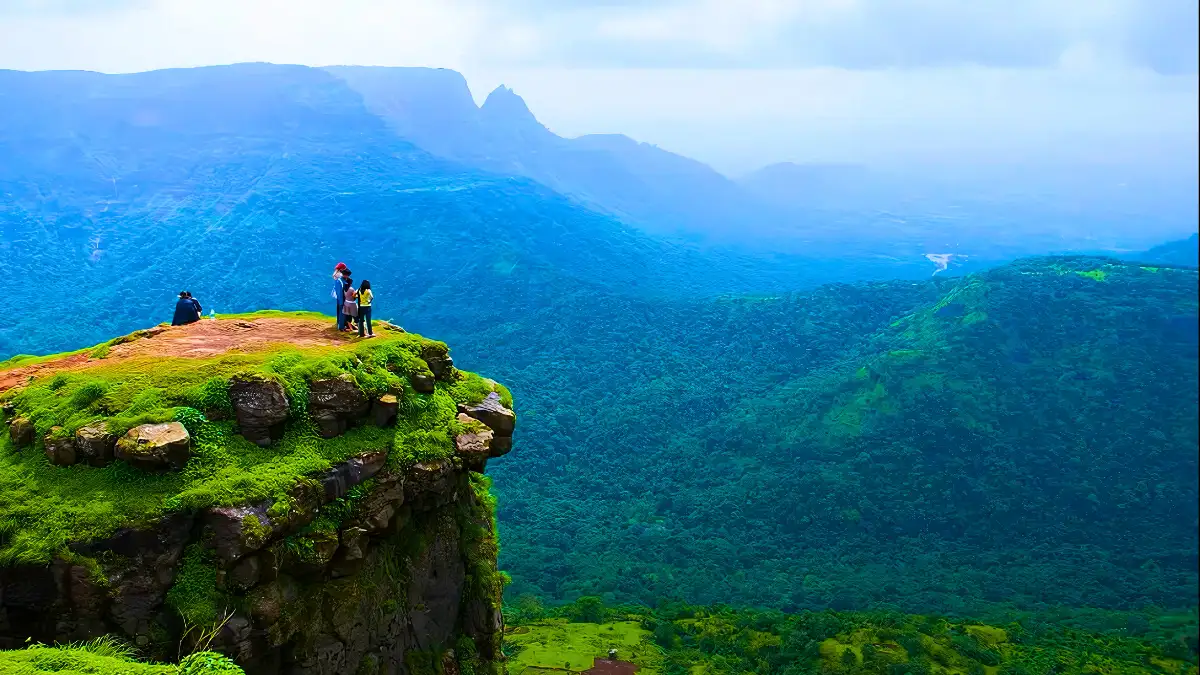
[1,65,1197,633]
[480,256,1199,618]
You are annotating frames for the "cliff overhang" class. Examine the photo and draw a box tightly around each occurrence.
[0,312,516,675]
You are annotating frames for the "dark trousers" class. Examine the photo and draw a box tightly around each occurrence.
[336,302,344,330]
[358,306,373,336]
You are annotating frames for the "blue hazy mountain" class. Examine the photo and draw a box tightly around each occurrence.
[327,66,760,243]
[1128,232,1199,267]
[328,66,1198,265]
[0,63,944,359]
[740,160,1200,259]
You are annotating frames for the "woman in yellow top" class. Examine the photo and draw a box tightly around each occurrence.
[357,280,375,338]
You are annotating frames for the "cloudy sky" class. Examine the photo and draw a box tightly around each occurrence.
[0,0,1196,174]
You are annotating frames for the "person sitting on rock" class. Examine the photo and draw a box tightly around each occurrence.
[186,291,203,318]
[171,291,200,326]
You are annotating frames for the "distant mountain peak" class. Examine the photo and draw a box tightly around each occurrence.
[479,84,552,141]
[481,85,534,119]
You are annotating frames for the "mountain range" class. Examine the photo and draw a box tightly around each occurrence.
[326,65,1199,259]
[0,62,1196,625]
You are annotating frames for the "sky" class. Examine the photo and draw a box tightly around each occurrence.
[0,0,1196,175]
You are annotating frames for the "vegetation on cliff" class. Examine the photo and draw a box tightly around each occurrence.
[0,313,515,673]
[0,639,243,674]
[0,313,508,566]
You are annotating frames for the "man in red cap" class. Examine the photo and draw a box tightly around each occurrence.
[332,262,348,329]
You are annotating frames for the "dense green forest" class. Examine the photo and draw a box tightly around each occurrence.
[502,597,1199,675]
[9,596,1193,675]
[2,65,1197,634]
[473,256,1199,618]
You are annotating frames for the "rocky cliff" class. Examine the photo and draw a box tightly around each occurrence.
[0,313,516,675]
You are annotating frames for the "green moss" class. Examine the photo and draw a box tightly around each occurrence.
[447,372,512,408]
[405,649,446,675]
[179,651,245,674]
[166,544,227,627]
[0,314,508,570]
[459,473,507,614]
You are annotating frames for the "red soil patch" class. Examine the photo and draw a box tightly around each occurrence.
[584,660,637,675]
[0,317,351,394]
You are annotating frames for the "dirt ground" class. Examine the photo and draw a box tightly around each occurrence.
[584,660,637,675]
[0,317,351,394]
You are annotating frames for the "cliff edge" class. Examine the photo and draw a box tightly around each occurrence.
[0,312,516,675]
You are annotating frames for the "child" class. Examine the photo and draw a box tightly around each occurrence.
[341,271,358,332]
[357,280,374,338]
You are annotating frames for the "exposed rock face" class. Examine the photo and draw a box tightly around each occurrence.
[409,371,436,394]
[456,392,517,466]
[229,377,291,446]
[0,512,195,648]
[0,450,506,675]
[43,428,76,466]
[454,414,495,472]
[458,392,516,438]
[420,344,455,381]
[75,421,116,466]
[8,416,33,448]
[114,422,191,471]
[309,375,370,438]
[372,395,399,427]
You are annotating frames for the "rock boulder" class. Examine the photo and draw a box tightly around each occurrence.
[372,395,399,427]
[75,421,116,466]
[454,414,495,472]
[457,392,516,438]
[309,375,369,438]
[420,344,455,381]
[229,377,290,447]
[8,417,34,448]
[409,371,436,394]
[43,427,76,466]
[114,422,191,471]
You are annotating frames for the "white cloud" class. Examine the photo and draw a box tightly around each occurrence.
[0,0,482,72]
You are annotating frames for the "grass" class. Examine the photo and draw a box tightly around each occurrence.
[0,636,244,673]
[505,619,661,675]
[0,312,510,566]
[1076,269,1109,282]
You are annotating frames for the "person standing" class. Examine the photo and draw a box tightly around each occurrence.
[357,280,374,338]
[341,271,359,332]
[171,291,201,326]
[332,263,348,330]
